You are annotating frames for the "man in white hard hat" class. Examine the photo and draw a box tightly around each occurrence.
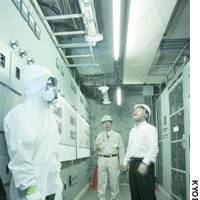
[95,115,125,200]
[4,65,63,200]
[122,104,158,200]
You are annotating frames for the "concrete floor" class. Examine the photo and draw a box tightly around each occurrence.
[81,184,168,200]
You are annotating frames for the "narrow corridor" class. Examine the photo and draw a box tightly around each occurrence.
[82,184,168,200]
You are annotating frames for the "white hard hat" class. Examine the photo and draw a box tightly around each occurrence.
[101,115,112,123]
[134,104,151,117]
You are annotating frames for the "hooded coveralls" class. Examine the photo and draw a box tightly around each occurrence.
[4,65,63,200]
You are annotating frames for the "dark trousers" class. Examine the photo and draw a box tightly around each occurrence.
[46,194,55,200]
[0,177,7,200]
[129,158,156,200]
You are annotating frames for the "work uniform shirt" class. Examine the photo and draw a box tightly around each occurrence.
[95,130,124,165]
[123,121,158,166]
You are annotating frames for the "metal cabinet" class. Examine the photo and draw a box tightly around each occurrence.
[76,114,90,158]
[53,99,77,162]
[170,110,184,141]
[169,82,183,115]
[160,88,171,194]
[65,77,78,110]
[9,51,26,94]
[77,92,86,119]
[0,84,23,131]
[0,40,11,86]
[171,171,186,200]
[169,78,187,200]
[60,101,76,147]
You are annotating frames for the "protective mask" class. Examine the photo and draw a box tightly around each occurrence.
[43,77,58,103]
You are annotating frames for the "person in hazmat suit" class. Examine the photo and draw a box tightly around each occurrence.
[4,65,63,200]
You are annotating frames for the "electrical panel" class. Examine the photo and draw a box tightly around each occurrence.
[157,142,163,185]
[60,160,90,199]
[78,92,86,118]
[0,84,23,131]
[171,142,186,170]
[169,82,183,115]
[0,40,11,86]
[76,114,90,159]
[156,100,162,141]
[77,114,90,149]
[52,99,76,162]
[170,110,184,141]
[68,78,78,110]
[169,77,188,200]
[159,88,172,193]
[59,145,76,162]
[171,170,186,200]
[9,51,26,94]
[60,101,76,146]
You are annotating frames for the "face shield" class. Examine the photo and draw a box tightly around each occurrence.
[43,77,58,103]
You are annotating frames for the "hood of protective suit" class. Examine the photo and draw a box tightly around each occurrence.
[22,65,52,99]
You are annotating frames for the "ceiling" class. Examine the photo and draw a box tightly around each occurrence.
[32,0,190,88]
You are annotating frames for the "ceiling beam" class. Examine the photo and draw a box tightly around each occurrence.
[54,31,86,36]
[65,54,92,58]
[56,43,91,48]
[67,63,99,68]
[43,14,83,20]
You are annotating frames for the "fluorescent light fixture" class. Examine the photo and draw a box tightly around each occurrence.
[98,85,111,104]
[78,0,103,45]
[113,0,121,60]
[116,86,121,105]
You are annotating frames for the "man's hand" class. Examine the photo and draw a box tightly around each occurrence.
[96,143,102,151]
[121,164,128,172]
[137,162,148,176]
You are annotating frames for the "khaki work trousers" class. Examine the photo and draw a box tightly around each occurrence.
[97,156,119,200]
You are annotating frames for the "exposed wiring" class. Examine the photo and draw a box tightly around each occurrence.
[65,0,78,29]
[37,1,61,14]
[55,0,63,14]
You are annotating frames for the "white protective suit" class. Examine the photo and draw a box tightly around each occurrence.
[4,65,63,200]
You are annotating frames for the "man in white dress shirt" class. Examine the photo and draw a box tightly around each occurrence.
[123,104,158,200]
[95,115,125,200]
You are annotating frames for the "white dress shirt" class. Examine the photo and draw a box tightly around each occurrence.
[123,121,158,166]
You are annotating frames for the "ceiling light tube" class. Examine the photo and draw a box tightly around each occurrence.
[78,0,103,45]
[117,86,122,106]
[113,0,121,61]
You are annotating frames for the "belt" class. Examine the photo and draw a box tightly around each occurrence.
[130,157,143,161]
[99,154,118,157]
